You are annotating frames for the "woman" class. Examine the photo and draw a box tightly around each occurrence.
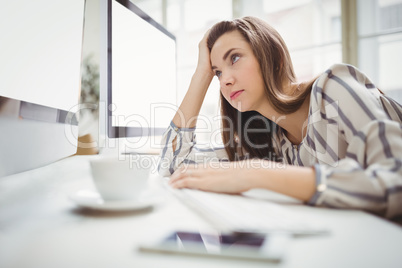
[158,16,402,221]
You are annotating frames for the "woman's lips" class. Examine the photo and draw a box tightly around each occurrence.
[230,90,244,100]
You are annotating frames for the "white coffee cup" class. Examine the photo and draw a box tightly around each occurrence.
[89,156,151,201]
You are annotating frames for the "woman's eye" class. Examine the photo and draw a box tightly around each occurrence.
[231,54,240,64]
[215,70,222,78]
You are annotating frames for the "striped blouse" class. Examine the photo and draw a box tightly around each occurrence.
[158,63,402,221]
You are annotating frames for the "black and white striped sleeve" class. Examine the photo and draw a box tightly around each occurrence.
[307,64,402,221]
[157,121,228,177]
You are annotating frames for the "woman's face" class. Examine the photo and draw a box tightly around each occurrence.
[210,30,268,112]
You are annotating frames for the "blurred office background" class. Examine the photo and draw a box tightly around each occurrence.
[81,0,402,146]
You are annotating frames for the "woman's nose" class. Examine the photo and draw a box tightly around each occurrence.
[220,72,235,88]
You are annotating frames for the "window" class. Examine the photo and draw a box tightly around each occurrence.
[357,0,402,102]
[236,0,342,81]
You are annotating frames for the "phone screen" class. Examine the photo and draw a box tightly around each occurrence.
[139,231,288,261]
[164,231,266,253]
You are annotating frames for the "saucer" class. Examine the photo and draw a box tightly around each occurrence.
[69,189,160,211]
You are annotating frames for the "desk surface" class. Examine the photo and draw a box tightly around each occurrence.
[1,155,402,268]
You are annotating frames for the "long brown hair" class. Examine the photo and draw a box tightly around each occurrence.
[207,16,312,161]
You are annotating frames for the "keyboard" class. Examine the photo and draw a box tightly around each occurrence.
[166,184,328,236]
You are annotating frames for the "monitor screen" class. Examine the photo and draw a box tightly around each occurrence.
[0,0,85,177]
[0,0,84,112]
[107,0,177,139]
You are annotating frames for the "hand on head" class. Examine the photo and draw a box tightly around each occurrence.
[195,28,214,77]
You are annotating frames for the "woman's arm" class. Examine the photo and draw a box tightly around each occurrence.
[158,30,228,177]
[304,64,402,219]
[169,159,316,202]
[170,30,214,152]
[252,163,316,201]
[172,30,214,129]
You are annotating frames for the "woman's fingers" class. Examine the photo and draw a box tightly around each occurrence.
[196,28,214,77]
[199,28,211,45]
[170,177,201,190]
[170,164,199,184]
[168,161,252,194]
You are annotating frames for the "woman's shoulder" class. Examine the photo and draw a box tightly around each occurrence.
[311,63,379,103]
[316,63,375,86]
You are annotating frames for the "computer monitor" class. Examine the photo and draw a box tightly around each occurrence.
[0,0,85,177]
[100,0,177,153]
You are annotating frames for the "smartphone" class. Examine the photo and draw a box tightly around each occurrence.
[139,231,290,262]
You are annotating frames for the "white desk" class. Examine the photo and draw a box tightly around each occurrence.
[1,155,402,268]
